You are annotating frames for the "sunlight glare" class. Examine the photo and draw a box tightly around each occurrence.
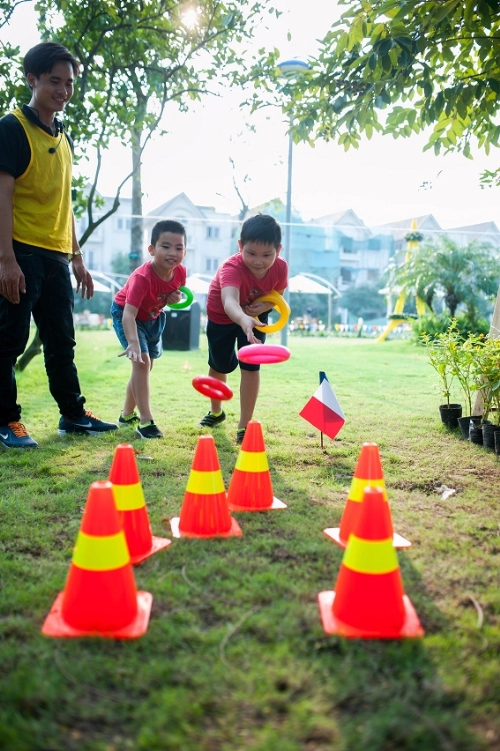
[180,5,201,30]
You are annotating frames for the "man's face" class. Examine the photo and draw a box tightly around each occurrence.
[27,61,75,116]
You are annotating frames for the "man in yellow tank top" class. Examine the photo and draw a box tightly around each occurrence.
[0,42,118,448]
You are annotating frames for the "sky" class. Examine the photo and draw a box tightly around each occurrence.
[3,0,500,232]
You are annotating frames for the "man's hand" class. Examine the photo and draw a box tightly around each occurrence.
[72,256,94,300]
[0,256,26,304]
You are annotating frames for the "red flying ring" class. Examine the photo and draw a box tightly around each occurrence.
[238,344,291,365]
[192,375,233,401]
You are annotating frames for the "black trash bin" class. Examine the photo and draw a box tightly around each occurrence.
[162,302,201,351]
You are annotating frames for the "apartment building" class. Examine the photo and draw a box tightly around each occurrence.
[77,191,499,294]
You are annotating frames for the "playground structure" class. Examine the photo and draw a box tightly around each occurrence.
[376,219,427,343]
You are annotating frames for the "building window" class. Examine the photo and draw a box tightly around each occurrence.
[340,268,352,283]
[206,226,220,240]
[205,258,218,272]
[117,217,131,231]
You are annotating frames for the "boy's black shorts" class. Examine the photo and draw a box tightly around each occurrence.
[206,314,268,373]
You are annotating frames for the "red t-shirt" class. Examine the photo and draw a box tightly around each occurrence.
[114,261,187,321]
[206,252,288,325]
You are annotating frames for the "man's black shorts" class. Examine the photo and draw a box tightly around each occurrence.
[206,314,268,373]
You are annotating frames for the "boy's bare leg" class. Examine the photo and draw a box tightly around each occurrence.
[208,367,227,414]
[130,357,154,424]
[123,378,137,417]
[239,369,260,429]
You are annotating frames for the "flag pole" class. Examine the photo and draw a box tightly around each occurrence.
[319,371,326,448]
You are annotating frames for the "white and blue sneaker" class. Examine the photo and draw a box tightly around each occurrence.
[58,410,118,435]
[0,422,39,449]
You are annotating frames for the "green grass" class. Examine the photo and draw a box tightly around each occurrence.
[1,331,499,751]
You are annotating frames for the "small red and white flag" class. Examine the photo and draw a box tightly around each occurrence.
[299,376,345,440]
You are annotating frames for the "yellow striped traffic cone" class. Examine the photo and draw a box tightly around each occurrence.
[323,442,411,549]
[109,443,171,565]
[227,421,286,511]
[318,486,424,639]
[41,481,152,639]
[170,435,242,538]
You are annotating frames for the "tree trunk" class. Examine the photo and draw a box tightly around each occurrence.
[15,330,42,371]
[130,124,144,273]
[445,291,458,317]
[473,284,500,415]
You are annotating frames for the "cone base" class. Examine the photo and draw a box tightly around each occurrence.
[169,515,242,539]
[318,590,424,639]
[228,496,287,512]
[323,527,412,549]
[130,535,172,565]
[41,590,153,639]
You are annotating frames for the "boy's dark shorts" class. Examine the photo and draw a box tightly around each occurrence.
[206,314,268,373]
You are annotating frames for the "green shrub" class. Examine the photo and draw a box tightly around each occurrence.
[412,313,489,342]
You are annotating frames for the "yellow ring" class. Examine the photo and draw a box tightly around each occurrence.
[254,290,290,333]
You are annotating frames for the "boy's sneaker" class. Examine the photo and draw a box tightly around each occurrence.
[118,411,140,427]
[236,428,246,445]
[199,411,226,427]
[136,421,163,440]
[58,410,118,435]
[0,422,39,449]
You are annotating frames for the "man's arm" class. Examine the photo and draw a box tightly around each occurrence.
[0,172,25,304]
[70,211,94,300]
[221,286,260,344]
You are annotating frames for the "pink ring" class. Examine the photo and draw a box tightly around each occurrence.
[192,375,233,401]
[238,344,291,365]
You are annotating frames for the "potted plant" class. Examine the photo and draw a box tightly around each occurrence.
[421,326,462,428]
[448,330,483,438]
[471,337,500,449]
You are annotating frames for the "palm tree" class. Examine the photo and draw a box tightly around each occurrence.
[392,237,500,320]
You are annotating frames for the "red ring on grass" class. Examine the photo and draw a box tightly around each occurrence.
[238,344,291,365]
[192,375,233,400]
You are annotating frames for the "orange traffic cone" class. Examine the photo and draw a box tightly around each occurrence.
[318,486,424,638]
[323,442,411,549]
[170,435,242,538]
[42,481,152,638]
[227,421,286,511]
[109,443,171,564]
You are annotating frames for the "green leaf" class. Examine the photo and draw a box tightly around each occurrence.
[464,0,476,27]
[431,0,461,24]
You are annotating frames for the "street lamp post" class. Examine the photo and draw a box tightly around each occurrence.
[276,58,310,347]
[282,119,293,346]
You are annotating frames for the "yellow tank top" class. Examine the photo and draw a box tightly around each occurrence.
[11,108,73,254]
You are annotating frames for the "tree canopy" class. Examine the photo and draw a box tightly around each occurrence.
[339,282,387,320]
[1,0,277,251]
[391,236,500,320]
[250,1,500,184]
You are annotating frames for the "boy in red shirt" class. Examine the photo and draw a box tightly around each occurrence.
[200,214,287,443]
[111,220,187,439]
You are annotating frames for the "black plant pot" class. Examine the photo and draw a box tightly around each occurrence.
[469,420,492,446]
[457,415,482,440]
[481,422,500,451]
[439,403,462,429]
[495,430,500,456]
